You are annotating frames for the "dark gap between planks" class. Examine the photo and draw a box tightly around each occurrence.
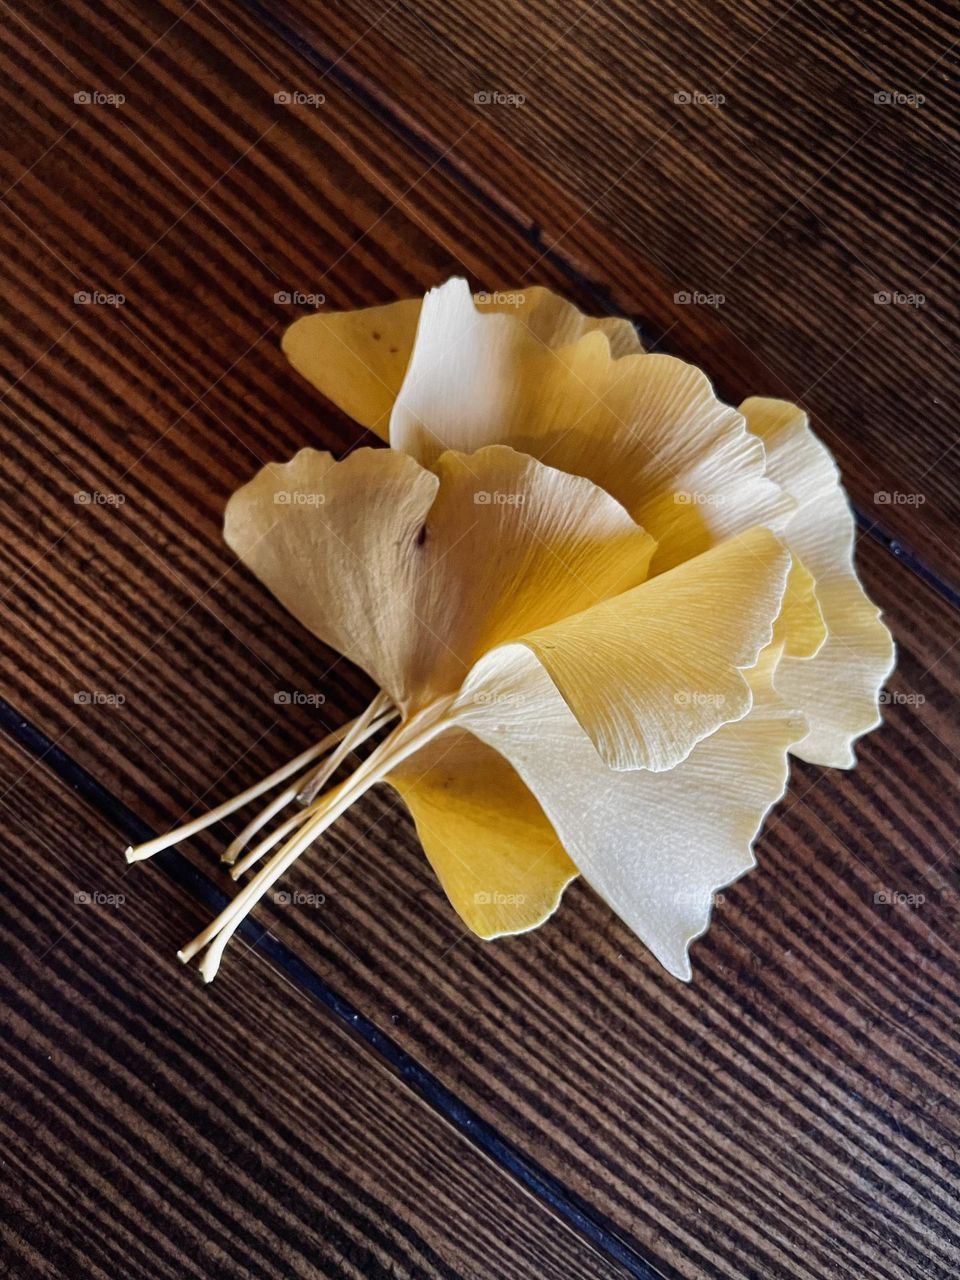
[0,694,674,1280]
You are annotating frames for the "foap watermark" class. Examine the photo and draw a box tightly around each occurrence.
[74,690,125,706]
[274,490,327,506]
[474,490,525,506]
[273,890,326,906]
[74,290,125,307]
[274,290,326,307]
[474,890,527,905]
[874,490,925,505]
[274,690,326,707]
[874,90,925,108]
[874,888,925,908]
[674,289,725,308]
[874,290,925,308]
[74,90,125,107]
[475,290,526,307]
[674,490,731,507]
[74,490,126,506]
[274,90,325,107]
[75,890,126,906]
[674,690,727,707]
[878,690,926,707]
[474,90,525,107]
[673,90,725,107]
[471,690,525,708]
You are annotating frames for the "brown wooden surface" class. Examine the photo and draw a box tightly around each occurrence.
[1,2,958,1278]
[260,0,960,585]
[0,732,624,1280]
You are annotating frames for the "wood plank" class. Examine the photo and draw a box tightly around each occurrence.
[5,514,958,1280]
[1,4,959,1280]
[6,0,958,584]
[111,538,960,1280]
[252,0,960,587]
[0,0,602,814]
[0,728,627,1280]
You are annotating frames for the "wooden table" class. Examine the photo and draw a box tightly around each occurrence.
[2,3,958,1277]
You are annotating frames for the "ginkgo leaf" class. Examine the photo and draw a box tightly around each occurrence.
[740,397,895,766]
[389,278,792,572]
[459,525,791,772]
[282,285,642,439]
[283,295,422,437]
[454,645,806,978]
[224,443,656,715]
[225,446,435,706]
[475,286,644,357]
[775,555,827,659]
[130,281,895,986]
[386,728,576,938]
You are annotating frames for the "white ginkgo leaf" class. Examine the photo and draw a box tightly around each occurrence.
[741,397,896,766]
[454,646,806,978]
[390,278,792,572]
[281,284,643,439]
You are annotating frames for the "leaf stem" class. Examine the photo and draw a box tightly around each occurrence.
[125,697,396,864]
[220,704,395,865]
[180,702,452,981]
[296,689,392,806]
[228,806,311,880]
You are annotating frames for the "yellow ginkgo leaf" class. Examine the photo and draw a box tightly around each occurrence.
[740,397,895,766]
[459,525,791,772]
[455,644,806,979]
[283,295,422,437]
[476,285,644,357]
[389,278,792,572]
[282,285,642,439]
[775,554,827,659]
[386,728,576,938]
[223,443,657,715]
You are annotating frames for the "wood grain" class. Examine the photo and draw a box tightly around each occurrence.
[0,2,958,1279]
[6,0,959,585]
[0,729,627,1280]
[82,539,960,1280]
[253,0,960,588]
